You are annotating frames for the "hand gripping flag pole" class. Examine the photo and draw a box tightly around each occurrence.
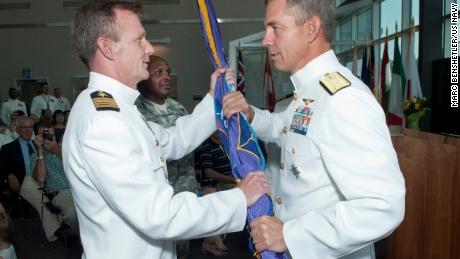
[197,1,288,258]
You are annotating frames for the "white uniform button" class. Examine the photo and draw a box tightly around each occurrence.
[155,139,159,147]
[160,156,165,162]
[282,127,288,134]
[292,148,296,155]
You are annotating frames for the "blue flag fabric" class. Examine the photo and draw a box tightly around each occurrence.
[196,1,288,258]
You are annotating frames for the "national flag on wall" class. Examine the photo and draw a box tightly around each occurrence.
[264,50,276,112]
[387,36,406,127]
[236,49,246,94]
[368,45,376,97]
[380,39,391,111]
[352,47,358,76]
[361,47,371,88]
[405,30,422,99]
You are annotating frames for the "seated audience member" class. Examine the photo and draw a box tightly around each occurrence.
[0,87,28,127]
[199,130,237,256]
[0,122,14,149]
[200,131,236,191]
[2,110,25,143]
[52,111,66,144]
[0,116,62,241]
[63,111,70,125]
[39,109,52,123]
[136,55,198,259]
[33,121,78,235]
[0,202,17,259]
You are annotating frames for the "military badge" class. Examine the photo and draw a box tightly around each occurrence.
[290,104,313,135]
[291,164,302,178]
[320,72,351,95]
[303,98,315,106]
[90,90,120,111]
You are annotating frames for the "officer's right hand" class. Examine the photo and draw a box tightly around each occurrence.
[237,171,271,207]
[222,91,254,122]
[209,68,235,96]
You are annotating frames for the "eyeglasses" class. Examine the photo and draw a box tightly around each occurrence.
[151,68,171,77]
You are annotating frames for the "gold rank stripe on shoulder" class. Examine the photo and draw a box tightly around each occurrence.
[320,72,351,95]
[90,90,120,112]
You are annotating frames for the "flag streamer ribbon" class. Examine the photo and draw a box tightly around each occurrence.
[197,0,288,258]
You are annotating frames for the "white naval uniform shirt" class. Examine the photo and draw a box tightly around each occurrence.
[30,94,57,117]
[252,50,405,259]
[0,98,28,126]
[55,96,71,112]
[62,72,247,259]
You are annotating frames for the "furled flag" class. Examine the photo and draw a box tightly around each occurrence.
[387,36,406,129]
[380,39,391,111]
[352,47,358,76]
[361,47,371,88]
[404,29,422,99]
[264,50,276,112]
[196,1,287,258]
[368,45,376,97]
[237,49,246,93]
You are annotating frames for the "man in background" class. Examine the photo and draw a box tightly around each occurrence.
[136,55,196,259]
[0,88,28,127]
[30,83,56,118]
[53,88,71,112]
[0,116,62,241]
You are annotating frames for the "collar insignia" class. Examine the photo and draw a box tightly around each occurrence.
[320,72,351,95]
[90,91,120,112]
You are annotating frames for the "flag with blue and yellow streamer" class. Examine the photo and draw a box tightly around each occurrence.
[197,1,288,258]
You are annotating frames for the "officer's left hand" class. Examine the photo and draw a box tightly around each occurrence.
[250,215,288,253]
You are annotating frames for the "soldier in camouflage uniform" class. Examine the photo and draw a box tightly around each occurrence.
[135,55,197,259]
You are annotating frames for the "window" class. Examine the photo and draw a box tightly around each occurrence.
[380,0,402,38]
[443,0,459,57]
[336,0,346,7]
[357,9,372,41]
[412,0,419,26]
[339,19,352,53]
[445,0,458,14]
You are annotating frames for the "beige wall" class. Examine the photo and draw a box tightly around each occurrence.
[0,0,265,110]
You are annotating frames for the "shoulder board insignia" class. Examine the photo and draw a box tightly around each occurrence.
[90,90,120,112]
[320,72,351,95]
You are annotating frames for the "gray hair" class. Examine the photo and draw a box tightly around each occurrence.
[70,1,142,68]
[267,0,335,42]
[15,116,33,127]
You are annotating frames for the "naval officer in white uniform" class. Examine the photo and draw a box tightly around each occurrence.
[30,83,57,118]
[223,0,405,258]
[63,2,270,259]
[0,87,28,126]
